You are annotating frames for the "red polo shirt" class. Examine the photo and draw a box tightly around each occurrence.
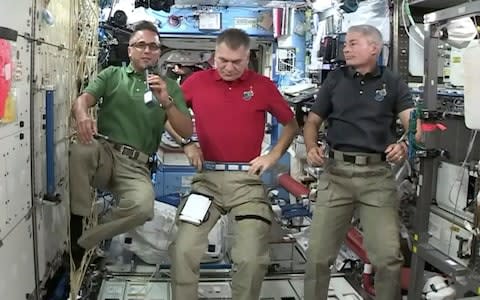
[181,69,294,162]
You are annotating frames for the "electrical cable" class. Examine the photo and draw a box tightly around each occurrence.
[401,0,424,49]
[446,130,477,260]
[404,0,424,39]
[448,130,477,206]
[69,1,101,298]
[473,15,480,39]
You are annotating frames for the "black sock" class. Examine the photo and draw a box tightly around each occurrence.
[70,214,85,269]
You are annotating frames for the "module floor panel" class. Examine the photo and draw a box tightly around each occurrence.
[97,276,363,300]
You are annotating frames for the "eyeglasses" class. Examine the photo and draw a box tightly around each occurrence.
[129,42,161,52]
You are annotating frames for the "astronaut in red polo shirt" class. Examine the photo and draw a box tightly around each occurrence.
[168,28,299,300]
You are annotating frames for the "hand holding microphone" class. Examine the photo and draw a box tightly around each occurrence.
[145,65,174,109]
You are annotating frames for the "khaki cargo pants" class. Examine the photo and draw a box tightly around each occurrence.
[169,171,273,300]
[304,155,404,300]
[69,139,154,249]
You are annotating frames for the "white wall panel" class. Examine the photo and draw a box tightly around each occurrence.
[0,1,35,297]
[36,0,74,49]
[0,0,33,33]
[0,30,32,235]
[2,0,87,296]
[0,218,35,300]
[32,0,75,283]
[0,145,7,234]
[5,133,31,228]
[0,131,31,239]
[35,202,69,281]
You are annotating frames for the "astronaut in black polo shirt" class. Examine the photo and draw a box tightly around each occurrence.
[303,24,421,300]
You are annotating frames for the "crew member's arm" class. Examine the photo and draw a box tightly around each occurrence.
[304,112,325,166]
[248,79,299,176]
[398,108,422,142]
[304,72,334,166]
[72,67,114,144]
[147,75,193,138]
[72,93,97,144]
[268,118,299,161]
[385,78,422,163]
[166,74,204,171]
[248,118,298,176]
[164,121,183,142]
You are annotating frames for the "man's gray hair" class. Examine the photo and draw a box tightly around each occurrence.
[347,24,383,46]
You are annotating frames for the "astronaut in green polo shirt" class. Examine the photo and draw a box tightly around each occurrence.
[68,20,192,269]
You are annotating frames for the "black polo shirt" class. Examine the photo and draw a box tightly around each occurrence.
[311,66,413,153]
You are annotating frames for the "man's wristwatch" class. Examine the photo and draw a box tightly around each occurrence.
[160,96,175,110]
[180,136,195,147]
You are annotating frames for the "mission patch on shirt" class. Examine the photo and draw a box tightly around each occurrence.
[310,66,414,153]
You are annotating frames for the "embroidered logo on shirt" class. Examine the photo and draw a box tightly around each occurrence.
[243,86,254,101]
[374,83,387,102]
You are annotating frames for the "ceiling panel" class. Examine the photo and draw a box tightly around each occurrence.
[174,0,304,7]
[408,0,468,10]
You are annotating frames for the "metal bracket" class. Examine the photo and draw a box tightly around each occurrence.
[419,110,444,122]
[416,148,449,159]
[25,292,35,300]
[455,235,471,259]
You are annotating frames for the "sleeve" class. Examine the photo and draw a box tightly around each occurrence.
[83,66,114,100]
[265,79,294,125]
[310,71,336,119]
[395,78,414,114]
[180,73,195,107]
[166,79,191,117]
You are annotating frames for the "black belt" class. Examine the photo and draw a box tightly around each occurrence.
[111,143,151,164]
[329,150,386,165]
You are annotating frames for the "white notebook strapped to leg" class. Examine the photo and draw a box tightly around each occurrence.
[179,192,213,225]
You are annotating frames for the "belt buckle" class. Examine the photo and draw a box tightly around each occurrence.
[203,161,215,170]
[355,156,368,165]
[120,145,136,159]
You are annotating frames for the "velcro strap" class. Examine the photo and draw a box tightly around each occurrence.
[235,215,271,225]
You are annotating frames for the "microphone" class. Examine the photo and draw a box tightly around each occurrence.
[145,63,161,89]
[145,63,161,76]
[144,63,161,104]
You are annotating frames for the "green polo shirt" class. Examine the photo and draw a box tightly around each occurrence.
[84,64,190,154]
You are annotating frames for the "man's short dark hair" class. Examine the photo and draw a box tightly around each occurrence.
[131,20,159,37]
[216,28,250,50]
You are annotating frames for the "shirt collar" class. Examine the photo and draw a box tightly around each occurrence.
[346,65,382,79]
[126,63,135,74]
[213,69,251,82]
[126,63,143,76]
